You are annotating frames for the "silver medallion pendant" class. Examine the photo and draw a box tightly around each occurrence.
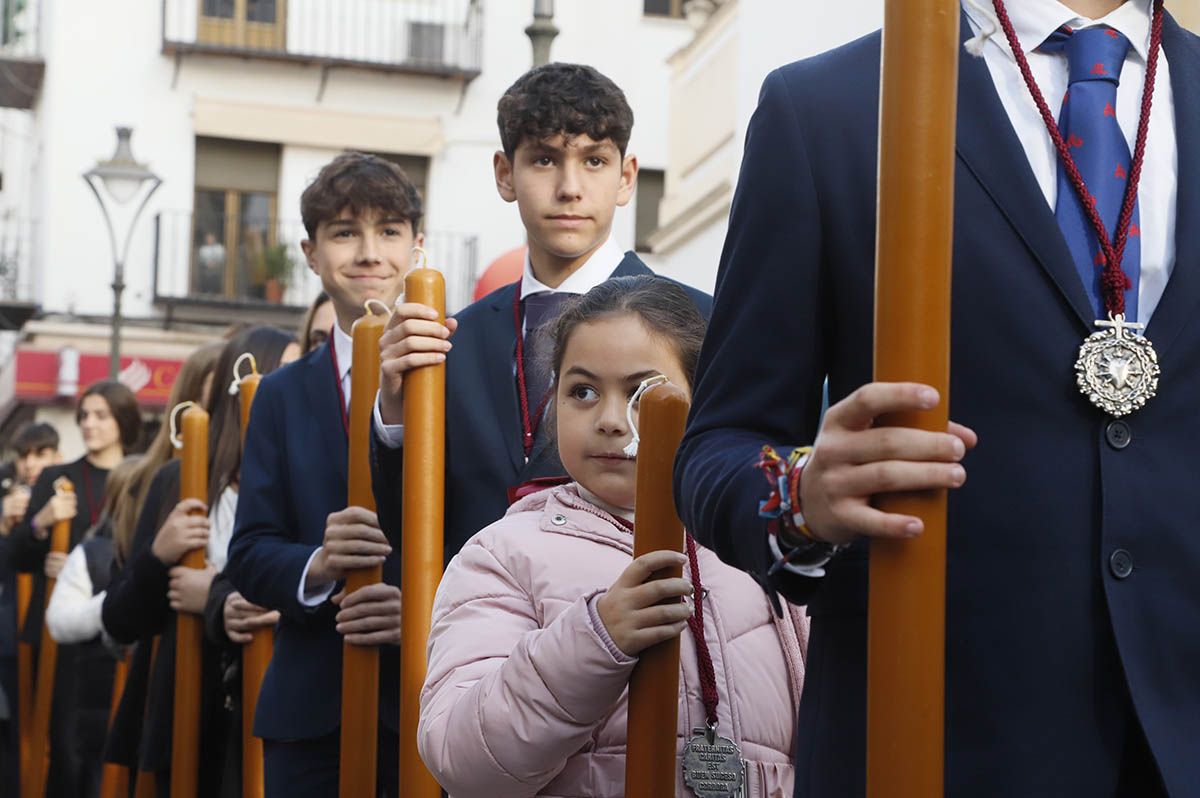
[1075,314,1160,418]
[681,724,747,798]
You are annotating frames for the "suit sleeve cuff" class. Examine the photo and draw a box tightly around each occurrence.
[373,392,404,449]
[297,547,337,608]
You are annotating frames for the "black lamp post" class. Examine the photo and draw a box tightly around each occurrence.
[83,126,162,380]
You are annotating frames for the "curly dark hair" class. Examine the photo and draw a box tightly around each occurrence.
[300,152,423,239]
[497,63,635,159]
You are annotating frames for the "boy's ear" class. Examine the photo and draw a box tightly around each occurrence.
[300,238,320,276]
[494,150,517,203]
[414,230,425,249]
[53,451,63,464]
[616,154,639,208]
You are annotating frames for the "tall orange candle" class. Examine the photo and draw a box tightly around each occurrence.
[869,2,958,795]
[236,355,270,798]
[339,305,387,798]
[624,383,689,798]
[98,652,133,798]
[24,478,74,798]
[16,571,32,787]
[171,404,209,798]
[399,268,445,798]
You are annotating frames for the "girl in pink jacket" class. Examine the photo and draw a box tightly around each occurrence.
[419,275,808,798]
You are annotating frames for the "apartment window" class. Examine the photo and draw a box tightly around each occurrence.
[198,0,285,50]
[635,169,665,253]
[193,137,282,302]
[408,22,446,65]
[644,0,684,18]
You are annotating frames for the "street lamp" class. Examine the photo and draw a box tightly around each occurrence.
[83,126,162,379]
[526,0,558,67]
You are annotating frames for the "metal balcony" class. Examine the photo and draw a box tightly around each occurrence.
[162,0,482,80]
[152,210,480,319]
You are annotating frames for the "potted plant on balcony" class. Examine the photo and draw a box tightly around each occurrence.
[255,241,295,303]
[259,242,295,304]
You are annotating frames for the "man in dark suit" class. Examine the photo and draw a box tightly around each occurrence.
[225,153,420,797]
[675,1,1198,795]
[371,63,711,557]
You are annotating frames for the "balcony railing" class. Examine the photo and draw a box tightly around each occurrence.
[0,214,34,303]
[0,0,44,109]
[162,0,482,78]
[153,211,479,313]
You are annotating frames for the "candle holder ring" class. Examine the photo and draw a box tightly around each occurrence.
[169,401,198,450]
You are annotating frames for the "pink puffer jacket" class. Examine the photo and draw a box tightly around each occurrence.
[419,484,808,798]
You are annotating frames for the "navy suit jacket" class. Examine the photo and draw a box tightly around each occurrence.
[226,342,401,741]
[372,251,712,562]
[675,13,1200,798]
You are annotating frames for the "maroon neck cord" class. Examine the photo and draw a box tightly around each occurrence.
[512,287,554,461]
[615,516,721,727]
[991,0,1164,318]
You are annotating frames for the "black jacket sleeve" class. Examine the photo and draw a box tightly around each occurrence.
[101,462,179,644]
[203,571,238,649]
[8,466,59,572]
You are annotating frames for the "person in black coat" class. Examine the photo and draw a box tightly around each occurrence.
[9,381,140,798]
[102,328,296,797]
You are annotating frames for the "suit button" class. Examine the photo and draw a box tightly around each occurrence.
[1109,549,1133,579]
[1106,420,1132,450]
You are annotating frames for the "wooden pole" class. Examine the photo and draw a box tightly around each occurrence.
[16,571,32,790]
[398,268,445,798]
[869,3,959,796]
[339,307,387,798]
[623,382,689,798]
[237,363,270,798]
[98,652,133,798]
[133,637,162,798]
[24,478,74,798]
[171,405,209,798]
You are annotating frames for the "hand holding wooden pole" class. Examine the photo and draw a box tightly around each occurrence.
[869,3,959,796]
[624,382,690,798]
[236,354,270,798]
[339,303,387,798]
[399,265,446,798]
[171,403,209,798]
[25,478,74,798]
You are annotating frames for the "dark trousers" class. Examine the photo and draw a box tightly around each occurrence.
[264,728,399,798]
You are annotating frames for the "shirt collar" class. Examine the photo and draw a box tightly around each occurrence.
[963,0,1152,63]
[519,234,626,300]
[332,322,353,381]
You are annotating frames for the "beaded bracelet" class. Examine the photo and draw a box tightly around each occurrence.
[755,444,815,543]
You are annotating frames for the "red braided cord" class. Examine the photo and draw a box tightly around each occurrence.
[685,533,720,726]
[512,286,553,459]
[990,0,1164,318]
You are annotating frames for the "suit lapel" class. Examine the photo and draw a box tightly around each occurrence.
[1143,14,1200,355]
[954,12,1095,331]
[303,342,348,485]
[483,284,526,472]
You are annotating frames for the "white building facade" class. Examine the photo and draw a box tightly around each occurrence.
[0,0,694,452]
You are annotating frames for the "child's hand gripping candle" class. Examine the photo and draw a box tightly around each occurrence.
[27,477,74,798]
[172,403,209,798]
[417,276,810,798]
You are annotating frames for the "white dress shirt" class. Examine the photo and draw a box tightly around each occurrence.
[962,0,1177,322]
[373,234,629,450]
[298,323,355,606]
